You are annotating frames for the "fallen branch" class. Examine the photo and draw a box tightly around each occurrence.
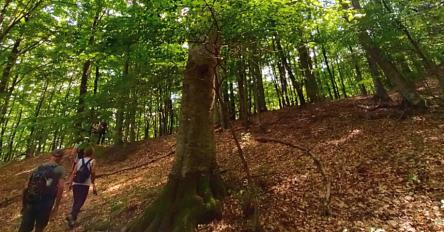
[254,137,332,216]
[96,150,174,178]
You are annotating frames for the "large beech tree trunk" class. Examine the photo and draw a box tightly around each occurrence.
[128,36,224,232]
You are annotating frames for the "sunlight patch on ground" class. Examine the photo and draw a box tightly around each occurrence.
[239,132,253,149]
[324,129,362,146]
[103,176,143,194]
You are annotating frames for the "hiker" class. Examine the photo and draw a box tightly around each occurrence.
[96,121,107,145]
[66,144,97,228]
[19,149,65,232]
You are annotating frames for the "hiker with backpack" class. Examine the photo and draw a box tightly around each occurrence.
[19,149,66,232]
[66,144,97,228]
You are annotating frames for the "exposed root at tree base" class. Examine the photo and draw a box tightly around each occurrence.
[127,171,225,232]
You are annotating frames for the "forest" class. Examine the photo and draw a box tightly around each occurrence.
[0,0,443,231]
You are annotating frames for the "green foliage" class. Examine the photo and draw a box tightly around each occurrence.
[0,0,441,161]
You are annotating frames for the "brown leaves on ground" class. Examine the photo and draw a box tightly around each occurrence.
[1,95,444,231]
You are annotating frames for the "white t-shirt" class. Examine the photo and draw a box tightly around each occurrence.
[72,157,94,186]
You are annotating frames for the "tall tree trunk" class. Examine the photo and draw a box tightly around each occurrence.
[237,59,249,126]
[219,79,230,128]
[271,64,284,108]
[274,35,305,105]
[380,0,444,93]
[298,43,320,102]
[272,40,291,106]
[76,8,102,141]
[0,73,19,157]
[6,108,21,161]
[228,82,236,120]
[335,57,348,98]
[250,60,267,112]
[128,35,224,232]
[114,51,130,145]
[0,38,20,96]
[348,46,368,95]
[351,0,425,107]
[366,54,391,103]
[321,44,340,99]
[26,81,49,157]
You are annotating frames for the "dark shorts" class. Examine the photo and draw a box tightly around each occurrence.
[18,197,55,232]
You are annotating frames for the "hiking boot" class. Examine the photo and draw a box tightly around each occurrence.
[65,215,75,228]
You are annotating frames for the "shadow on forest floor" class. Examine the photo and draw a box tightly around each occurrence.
[1,84,444,232]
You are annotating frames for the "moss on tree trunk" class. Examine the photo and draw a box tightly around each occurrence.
[128,35,224,232]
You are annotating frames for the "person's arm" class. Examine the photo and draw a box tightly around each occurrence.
[91,160,97,195]
[52,178,64,218]
[67,162,76,189]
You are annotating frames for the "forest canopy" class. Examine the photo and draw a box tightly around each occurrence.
[0,0,442,162]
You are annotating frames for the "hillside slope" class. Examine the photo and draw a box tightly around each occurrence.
[1,96,443,232]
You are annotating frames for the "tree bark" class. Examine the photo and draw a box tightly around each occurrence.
[250,60,267,113]
[272,39,291,106]
[25,81,49,157]
[128,35,224,232]
[298,43,320,102]
[237,58,249,126]
[366,54,391,103]
[6,108,21,161]
[350,0,425,107]
[321,44,340,99]
[348,46,368,95]
[380,0,444,93]
[76,7,102,141]
[0,38,21,99]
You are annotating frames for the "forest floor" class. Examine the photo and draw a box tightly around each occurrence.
[1,88,444,232]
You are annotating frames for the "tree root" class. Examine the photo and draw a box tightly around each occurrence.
[254,137,332,216]
[127,171,224,232]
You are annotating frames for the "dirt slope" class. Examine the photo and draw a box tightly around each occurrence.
[1,96,443,232]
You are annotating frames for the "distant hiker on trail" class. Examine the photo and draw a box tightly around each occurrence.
[66,144,97,228]
[19,149,65,232]
[96,121,107,145]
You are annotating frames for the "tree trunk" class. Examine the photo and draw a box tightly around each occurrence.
[351,0,425,107]
[250,60,267,112]
[0,38,20,98]
[298,43,320,102]
[321,44,340,99]
[26,81,49,157]
[128,35,224,232]
[348,46,368,95]
[366,54,391,103]
[75,8,102,141]
[272,39,291,106]
[335,57,348,98]
[114,52,130,145]
[274,34,305,105]
[6,108,21,161]
[237,59,249,126]
[228,82,236,120]
[380,0,444,93]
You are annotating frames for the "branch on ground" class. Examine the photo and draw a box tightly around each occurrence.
[96,150,174,178]
[254,137,332,216]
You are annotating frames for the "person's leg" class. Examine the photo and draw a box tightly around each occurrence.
[97,133,102,144]
[101,133,106,144]
[70,185,89,221]
[34,198,55,232]
[18,203,36,232]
